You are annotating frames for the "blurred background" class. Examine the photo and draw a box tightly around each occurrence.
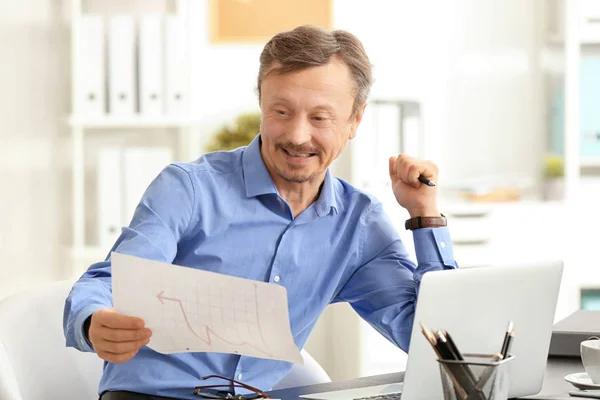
[1,0,599,382]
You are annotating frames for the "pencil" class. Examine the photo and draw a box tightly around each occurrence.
[420,323,468,400]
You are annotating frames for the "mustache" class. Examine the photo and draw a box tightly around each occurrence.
[276,143,320,155]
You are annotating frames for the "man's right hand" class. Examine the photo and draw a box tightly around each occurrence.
[89,308,152,364]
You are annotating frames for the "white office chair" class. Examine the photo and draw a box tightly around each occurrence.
[0,280,330,400]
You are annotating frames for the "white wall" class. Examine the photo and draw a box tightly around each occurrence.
[0,0,70,298]
[442,0,546,189]
[187,0,263,151]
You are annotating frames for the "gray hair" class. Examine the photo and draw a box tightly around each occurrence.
[257,25,373,118]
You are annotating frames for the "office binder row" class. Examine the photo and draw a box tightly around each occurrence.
[352,101,422,190]
[74,14,188,117]
[97,146,174,248]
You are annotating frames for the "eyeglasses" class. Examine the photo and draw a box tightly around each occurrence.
[194,375,271,400]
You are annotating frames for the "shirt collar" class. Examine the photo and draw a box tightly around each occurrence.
[242,134,279,198]
[242,134,342,216]
[314,170,340,217]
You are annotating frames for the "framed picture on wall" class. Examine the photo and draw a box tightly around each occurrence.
[209,0,333,43]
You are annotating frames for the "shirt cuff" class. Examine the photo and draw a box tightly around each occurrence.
[74,304,106,352]
[413,227,456,268]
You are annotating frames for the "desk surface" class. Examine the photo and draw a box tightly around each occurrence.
[522,357,583,400]
[268,357,584,400]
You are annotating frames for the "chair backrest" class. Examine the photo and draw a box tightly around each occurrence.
[273,349,331,390]
[0,280,103,400]
[0,280,330,399]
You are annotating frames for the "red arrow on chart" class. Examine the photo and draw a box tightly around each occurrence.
[156,290,272,357]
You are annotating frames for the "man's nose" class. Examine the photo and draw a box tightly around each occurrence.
[287,116,311,145]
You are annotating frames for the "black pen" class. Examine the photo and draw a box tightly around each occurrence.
[441,330,464,361]
[437,331,485,400]
[503,330,514,359]
[442,330,479,383]
[418,175,436,187]
[434,330,456,360]
[500,321,514,359]
[420,324,468,400]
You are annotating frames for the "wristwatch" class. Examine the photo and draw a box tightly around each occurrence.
[405,214,447,230]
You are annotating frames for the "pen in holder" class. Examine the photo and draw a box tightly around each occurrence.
[438,354,515,400]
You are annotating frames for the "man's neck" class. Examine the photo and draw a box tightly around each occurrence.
[276,178,324,218]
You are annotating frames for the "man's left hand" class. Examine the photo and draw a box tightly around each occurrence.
[388,155,441,218]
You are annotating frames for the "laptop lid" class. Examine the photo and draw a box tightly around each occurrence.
[402,261,563,399]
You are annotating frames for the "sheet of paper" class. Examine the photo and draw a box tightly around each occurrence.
[112,252,303,364]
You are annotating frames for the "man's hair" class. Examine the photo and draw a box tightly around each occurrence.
[257,25,373,118]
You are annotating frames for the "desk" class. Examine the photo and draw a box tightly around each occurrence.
[524,356,583,399]
[268,356,583,400]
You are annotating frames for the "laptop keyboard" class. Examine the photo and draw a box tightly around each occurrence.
[354,394,402,400]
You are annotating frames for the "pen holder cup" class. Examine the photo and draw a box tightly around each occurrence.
[438,354,515,400]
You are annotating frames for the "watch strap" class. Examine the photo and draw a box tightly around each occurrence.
[405,214,447,230]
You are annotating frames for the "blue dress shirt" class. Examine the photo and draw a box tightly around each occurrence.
[63,134,457,399]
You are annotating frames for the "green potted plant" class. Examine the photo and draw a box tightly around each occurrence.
[542,154,564,201]
[205,112,261,152]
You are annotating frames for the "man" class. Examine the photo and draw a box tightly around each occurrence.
[64,25,457,400]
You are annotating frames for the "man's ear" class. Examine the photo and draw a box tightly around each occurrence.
[349,103,367,140]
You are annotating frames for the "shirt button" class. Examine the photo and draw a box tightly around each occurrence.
[440,241,446,248]
[273,275,280,283]
[237,374,243,381]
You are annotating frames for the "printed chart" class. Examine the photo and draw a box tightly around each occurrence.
[112,252,302,364]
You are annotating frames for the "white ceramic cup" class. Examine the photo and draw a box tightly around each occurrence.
[581,339,600,384]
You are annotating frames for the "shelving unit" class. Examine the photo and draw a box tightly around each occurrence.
[547,33,600,47]
[558,0,600,316]
[545,0,600,178]
[67,116,199,129]
[67,0,199,278]
[580,157,600,168]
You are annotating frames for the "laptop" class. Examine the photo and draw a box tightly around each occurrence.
[300,261,564,400]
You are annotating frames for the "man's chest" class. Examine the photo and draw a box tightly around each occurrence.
[174,207,361,310]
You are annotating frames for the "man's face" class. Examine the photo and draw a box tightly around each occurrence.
[259,58,364,185]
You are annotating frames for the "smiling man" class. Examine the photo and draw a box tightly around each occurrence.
[64,25,458,400]
[259,55,362,218]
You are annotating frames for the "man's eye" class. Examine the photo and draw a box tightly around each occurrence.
[313,116,327,122]
[276,110,286,115]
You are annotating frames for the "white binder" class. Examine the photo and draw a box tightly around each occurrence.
[122,147,174,224]
[375,103,402,178]
[97,147,123,248]
[108,16,136,116]
[352,105,378,190]
[139,14,164,116]
[164,16,188,116]
[373,103,401,188]
[402,115,421,158]
[582,0,600,42]
[74,16,105,116]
